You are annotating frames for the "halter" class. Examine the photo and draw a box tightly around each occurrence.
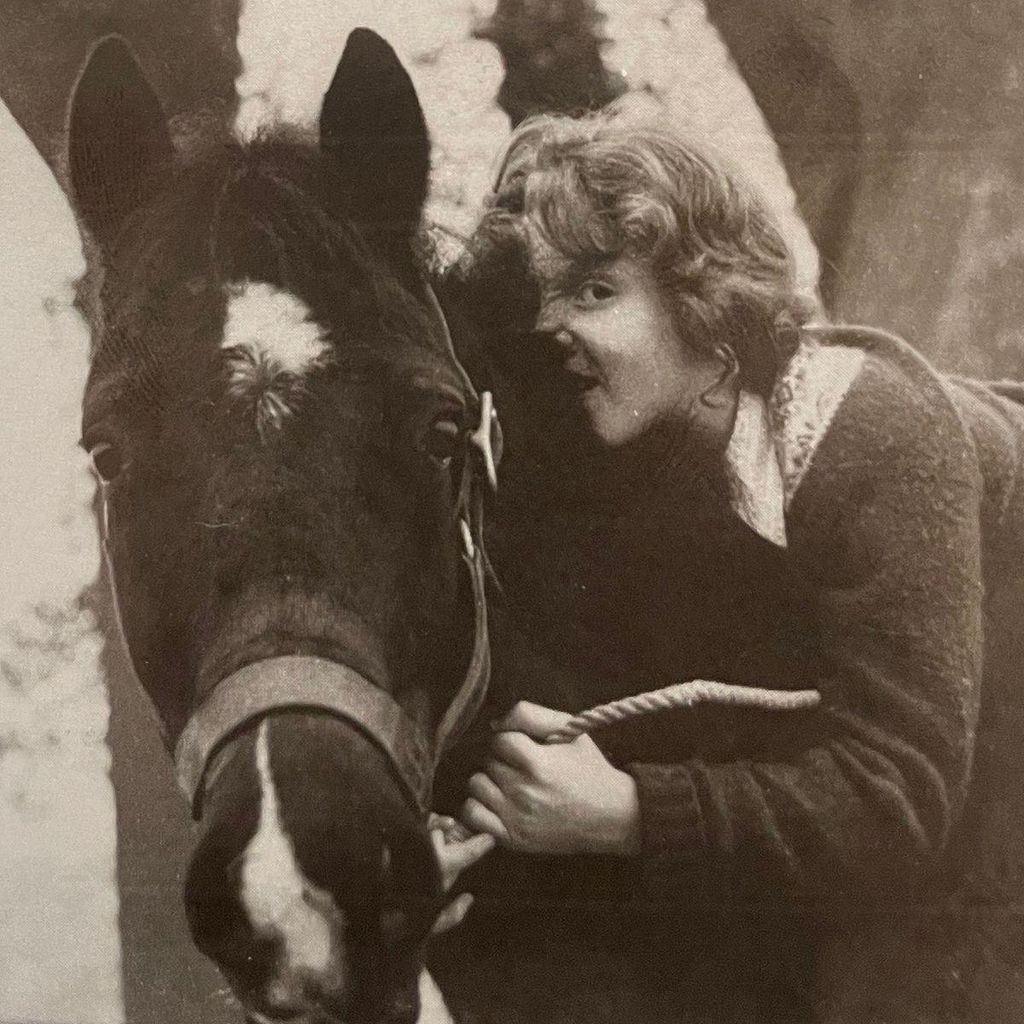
[174,284,501,818]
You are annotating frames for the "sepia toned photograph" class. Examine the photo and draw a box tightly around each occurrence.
[2,2,1023,1022]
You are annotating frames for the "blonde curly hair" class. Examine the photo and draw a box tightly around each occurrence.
[466,107,819,396]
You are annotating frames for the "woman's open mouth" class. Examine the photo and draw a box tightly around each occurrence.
[563,364,601,395]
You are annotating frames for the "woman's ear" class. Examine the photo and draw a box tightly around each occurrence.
[700,345,741,409]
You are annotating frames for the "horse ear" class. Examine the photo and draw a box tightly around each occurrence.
[68,36,173,247]
[320,29,430,241]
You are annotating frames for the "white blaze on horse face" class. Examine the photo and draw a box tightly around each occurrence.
[241,720,347,1003]
[222,281,332,435]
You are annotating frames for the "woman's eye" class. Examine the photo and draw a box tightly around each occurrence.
[423,416,462,467]
[89,442,124,483]
[577,280,615,304]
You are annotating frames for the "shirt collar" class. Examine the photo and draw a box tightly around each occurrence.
[723,335,866,547]
[725,391,788,547]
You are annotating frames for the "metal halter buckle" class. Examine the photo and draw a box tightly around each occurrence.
[469,390,500,494]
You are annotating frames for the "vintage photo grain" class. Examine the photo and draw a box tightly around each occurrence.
[2,3,1023,1022]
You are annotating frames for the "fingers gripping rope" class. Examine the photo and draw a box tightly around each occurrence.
[544,682,821,745]
[436,683,821,842]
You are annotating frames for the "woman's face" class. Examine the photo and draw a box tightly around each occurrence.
[534,254,731,448]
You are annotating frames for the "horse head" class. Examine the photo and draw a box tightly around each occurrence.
[69,29,496,1023]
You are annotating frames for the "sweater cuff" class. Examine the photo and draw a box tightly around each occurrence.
[628,762,712,899]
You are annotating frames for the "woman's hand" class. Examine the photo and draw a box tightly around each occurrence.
[428,814,495,935]
[459,701,642,857]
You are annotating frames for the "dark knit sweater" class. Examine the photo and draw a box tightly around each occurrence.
[629,325,1022,904]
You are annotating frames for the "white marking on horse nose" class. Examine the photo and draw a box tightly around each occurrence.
[241,720,346,992]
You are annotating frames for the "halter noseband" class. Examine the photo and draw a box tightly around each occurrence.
[174,285,501,818]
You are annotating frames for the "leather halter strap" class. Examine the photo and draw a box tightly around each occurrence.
[175,656,434,811]
[174,284,500,818]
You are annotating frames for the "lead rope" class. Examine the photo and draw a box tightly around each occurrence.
[542,680,820,744]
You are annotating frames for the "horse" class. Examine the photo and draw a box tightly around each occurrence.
[68,28,506,1024]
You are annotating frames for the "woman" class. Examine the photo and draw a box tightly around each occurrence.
[435,107,1024,1020]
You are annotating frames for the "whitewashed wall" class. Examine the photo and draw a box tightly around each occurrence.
[0,99,123,1024]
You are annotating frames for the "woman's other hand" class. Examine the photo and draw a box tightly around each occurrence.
[460,701,642,857]
[427,814,495,935]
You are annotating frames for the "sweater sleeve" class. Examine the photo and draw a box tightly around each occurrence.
[628,357,986,904]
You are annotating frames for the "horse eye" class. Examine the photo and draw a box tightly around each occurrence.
[423,416,462,467]
[89,442,124,483]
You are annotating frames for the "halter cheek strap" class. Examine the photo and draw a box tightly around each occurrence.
[435,468,491,755]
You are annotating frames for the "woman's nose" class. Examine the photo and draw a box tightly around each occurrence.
[535,297,564,334]
[535,304,572,348]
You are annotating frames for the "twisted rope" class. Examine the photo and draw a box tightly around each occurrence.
[543,681,821,744]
